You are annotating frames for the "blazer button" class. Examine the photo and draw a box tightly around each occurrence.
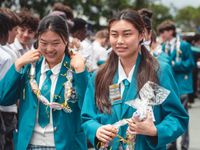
[54,127,57,131]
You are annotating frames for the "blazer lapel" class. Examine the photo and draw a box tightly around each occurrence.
[53,55,70,103]
[121,55,141,118]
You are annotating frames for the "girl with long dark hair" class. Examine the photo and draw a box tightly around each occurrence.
[81,9,188,150]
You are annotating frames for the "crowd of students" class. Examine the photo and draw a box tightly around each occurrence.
[0,2,199,150]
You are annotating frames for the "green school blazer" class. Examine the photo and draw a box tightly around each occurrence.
[0,55,89,150]
[162,41,195,95]
[81,55,189,150]
[154,51,171,65]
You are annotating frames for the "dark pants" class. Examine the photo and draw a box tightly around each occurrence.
[167,95,189,150]
[188,67,199,103]
[0,111,17,150]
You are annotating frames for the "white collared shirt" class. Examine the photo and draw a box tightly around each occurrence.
[10,38,29,57]
[117,59,135,96]
[92,41,109,66]
[168,38,176,53]
[80,38,98,71]
[2,43,18,62]
[30,56,64,146]
[0,45,17,113]
[143,40,151,52]
[0,45,12,80]
[151,44,162,56]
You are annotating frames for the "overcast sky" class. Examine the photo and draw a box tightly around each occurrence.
[159,0,200,8]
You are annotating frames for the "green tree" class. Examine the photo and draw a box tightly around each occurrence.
[134,0,149,9]
[2,0,172,31]
[149,3,173,31]
[176,6,200,32]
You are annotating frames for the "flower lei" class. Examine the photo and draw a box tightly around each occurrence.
[175,36,182,62]
[29,61,74,113]
[165,37,182,60]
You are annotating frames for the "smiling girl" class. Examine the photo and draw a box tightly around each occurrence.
[0,15,88,150]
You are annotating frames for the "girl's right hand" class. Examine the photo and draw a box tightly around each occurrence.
[15,50,41,71]
[96,124,118,146]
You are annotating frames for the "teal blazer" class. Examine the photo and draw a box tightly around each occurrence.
[0,55,88,150]
[163,41,195,95]
[154,51,170,65]
[81,56,188,150]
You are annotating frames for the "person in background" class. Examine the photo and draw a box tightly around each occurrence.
[51,2,74,29]
[150,30,170,64]
[0,12,16,150]
[191,34,200,99]
[0,10,35,150]
[81,9,188,150]
[138,8,170,64]
[10,10,39,57]
[138,8,153,51]
[184,33,200,104]
[0,8,21,61]
[71,18,96,72]
[92,29,109,67]
[158,20,195,150]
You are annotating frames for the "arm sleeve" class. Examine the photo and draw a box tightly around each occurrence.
[73,69,89,109]
[173,42,195,72]
[146,62,189,149]
[81,74,102,147]
[0,55,13,80]
[0,64,23,105]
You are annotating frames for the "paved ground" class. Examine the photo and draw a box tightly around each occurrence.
[178,98,200,150]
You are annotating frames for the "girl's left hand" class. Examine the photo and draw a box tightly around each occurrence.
[70,54,85,73]
[127,111,157,136]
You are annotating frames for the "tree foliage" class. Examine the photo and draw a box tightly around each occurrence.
[0,0,199,32]
[149,3,173,31]
[176,6,200,31]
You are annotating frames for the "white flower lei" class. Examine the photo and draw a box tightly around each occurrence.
[29,62,74,113]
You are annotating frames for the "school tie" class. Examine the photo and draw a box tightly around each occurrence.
[38,70,52,128]
[122,79,130,101]
[120,79,130,115]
